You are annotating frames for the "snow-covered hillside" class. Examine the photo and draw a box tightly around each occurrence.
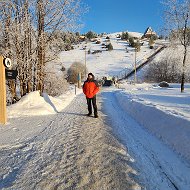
[59,32,164,79]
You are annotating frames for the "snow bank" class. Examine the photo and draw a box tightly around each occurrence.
[115,89,190,162]
[7,87,82,118]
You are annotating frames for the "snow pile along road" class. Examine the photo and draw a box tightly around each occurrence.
[102,88,190,190]
[115,83,190,162]
[7,88,81,118]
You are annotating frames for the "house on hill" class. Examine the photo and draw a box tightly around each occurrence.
[143,27,157,38]
[79,35,86,41]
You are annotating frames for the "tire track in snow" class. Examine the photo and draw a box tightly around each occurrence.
[102,90,190,190]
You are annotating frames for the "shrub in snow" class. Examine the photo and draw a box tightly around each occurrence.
[144,57,182,83]
[92,50,102,54]
[75,32,80,36]
[85,31,97,39]
[134,40,141,52]
[151,34,158,40]
[106,43,113,51]
[121,32,129,40]
[158,81,170,88]
[96,40,101,44]
[117,34,121,38]
[44,73,68,97]
[67,62,87,83]
[106,36,110,39]
[129,37,135,47]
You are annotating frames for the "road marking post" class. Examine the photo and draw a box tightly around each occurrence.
[0,56,7,124]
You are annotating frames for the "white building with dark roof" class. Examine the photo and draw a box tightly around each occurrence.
[143,27,157,38]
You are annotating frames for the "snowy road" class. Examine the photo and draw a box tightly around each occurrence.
[102,88,190,190]
[1,89,190,190]
[0,93,140,190]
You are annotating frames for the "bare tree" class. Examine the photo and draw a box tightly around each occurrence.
[0,0,85,101]
[144,57,182,82]
[34,0,84,94]
[163,0,190,92]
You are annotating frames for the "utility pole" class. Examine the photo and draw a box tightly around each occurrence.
[85,49,87,77]
[134,47,137,84]
[0,56,7,124]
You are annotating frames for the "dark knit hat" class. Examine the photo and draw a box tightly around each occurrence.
[88,73,94,77]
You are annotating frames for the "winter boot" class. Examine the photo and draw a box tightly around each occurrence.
[87,113,92,116]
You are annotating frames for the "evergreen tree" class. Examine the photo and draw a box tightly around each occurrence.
[85,31,97,39]
[121,32,129,40]
[134,40,141,52]
[129,37,135,47]
[107,43,113,51]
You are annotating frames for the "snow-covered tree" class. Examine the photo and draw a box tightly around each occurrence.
[144,57,182,82]
[121,32,129,40]
[0,0,85,102]
[85,31,97,39]
[67,62,87,83]
[163,0,190,92]
[106,43,113,51]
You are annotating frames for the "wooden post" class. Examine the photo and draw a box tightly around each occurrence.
[0,56,7,124]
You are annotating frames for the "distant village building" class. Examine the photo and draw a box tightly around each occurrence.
[143,27,157,38]
[79,35,86,41]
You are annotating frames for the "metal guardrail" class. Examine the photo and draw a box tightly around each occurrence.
[117,45,166,81]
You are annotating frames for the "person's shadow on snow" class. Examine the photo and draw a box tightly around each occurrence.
[43,93,59,113]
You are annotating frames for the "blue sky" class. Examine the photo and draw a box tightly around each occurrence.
[80,0,164,35]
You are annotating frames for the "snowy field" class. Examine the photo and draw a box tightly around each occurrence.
[1,32,190,190]
[59,32,163,79]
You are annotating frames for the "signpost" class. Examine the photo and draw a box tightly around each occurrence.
[0,56,7,124]
[5,69,18,80]
[0,56,16,125]
[77,72,81,88]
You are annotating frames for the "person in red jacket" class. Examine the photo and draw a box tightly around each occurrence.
[83,73,99,118]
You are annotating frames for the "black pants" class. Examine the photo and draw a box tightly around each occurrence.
[86,96,98,115]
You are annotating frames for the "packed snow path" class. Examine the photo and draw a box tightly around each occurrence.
[102,88,190,190]
[1,90,190,190]
[0,93,140,190]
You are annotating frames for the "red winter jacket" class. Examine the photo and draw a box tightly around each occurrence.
[83,80,99,98]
